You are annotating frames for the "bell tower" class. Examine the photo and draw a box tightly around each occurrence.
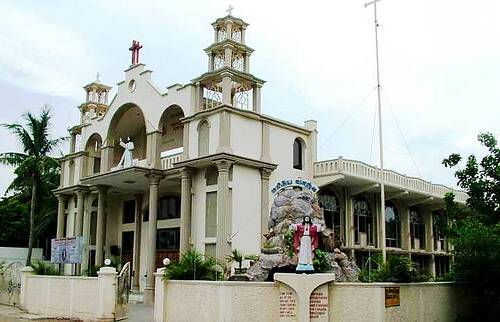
[192,8,265,112]
[79,73,111,124]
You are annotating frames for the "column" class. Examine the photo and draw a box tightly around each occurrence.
[144,174,161,304]
[81,195,94,274]
[215,160,232,262]
[221,75,232,105]
[74,190,86,237]
[69,133,76,153]
[424,209,433,252]
[401,205,411,250]
[74,190,86,275]
[216,110,232,153]
[95,185,109,267]
[132,194,143,291]
[179,168,192,254]
[260,122,271,163]
[182,122,190,160]
[253,84,262,113]
[56,195,66,238]
[59,160,66,187]
[100,146,114,172]
[260,168,272,246]
[146,131,162,169]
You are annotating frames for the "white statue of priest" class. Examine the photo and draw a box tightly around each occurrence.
[118,137,134,168]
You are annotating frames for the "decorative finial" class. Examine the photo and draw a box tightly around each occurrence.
[95,72,100,82]
[227,5,234,16]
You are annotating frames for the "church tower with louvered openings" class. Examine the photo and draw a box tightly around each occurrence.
[191,10,265,113]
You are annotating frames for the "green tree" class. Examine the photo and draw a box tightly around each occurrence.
[443,132,500,320]
[0,108,65,265]
[443,132,500,225]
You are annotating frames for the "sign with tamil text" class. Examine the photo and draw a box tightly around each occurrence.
[51,237,83,264]
[385,287,400,307]
[271,179,319,195]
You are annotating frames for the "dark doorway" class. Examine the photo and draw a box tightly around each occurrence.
[121,231,134,266]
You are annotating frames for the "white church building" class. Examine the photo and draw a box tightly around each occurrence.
[54,12,467,302]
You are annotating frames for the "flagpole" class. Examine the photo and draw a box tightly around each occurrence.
[365,0,386,263]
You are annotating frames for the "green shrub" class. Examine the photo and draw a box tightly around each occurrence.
[359,255,430,283]
[164,249,223,281]
[82,265,100,277]
[31,260,59,275]
[313,249,331,272]
[284,228,295,258]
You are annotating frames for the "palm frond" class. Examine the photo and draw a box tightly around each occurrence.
[1,123,36,154]
[0,152,27,167]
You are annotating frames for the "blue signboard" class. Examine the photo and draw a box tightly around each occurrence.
[51,237,83,264]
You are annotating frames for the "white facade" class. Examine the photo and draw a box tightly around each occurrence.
[54,13,466,302]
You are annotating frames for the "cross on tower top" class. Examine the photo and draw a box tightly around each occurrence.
[129,40,143,65]
[226,5,234,16]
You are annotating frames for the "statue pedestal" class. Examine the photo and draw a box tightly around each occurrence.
[274,273,335,322]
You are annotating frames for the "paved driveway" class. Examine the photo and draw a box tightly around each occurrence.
[128,303,154,322]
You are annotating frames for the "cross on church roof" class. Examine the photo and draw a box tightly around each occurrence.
[227,5,234,16]
[129,40,143,65]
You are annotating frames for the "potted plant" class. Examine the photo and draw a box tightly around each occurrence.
[226,249,258,275]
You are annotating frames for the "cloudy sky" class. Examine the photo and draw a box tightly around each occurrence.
[0,0,498,195]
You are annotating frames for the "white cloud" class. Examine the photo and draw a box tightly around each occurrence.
[0,0,498,192]
[0,2,97,99]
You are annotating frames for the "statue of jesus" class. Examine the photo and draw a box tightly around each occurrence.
[118,137,134,168]
[290,215,323,273]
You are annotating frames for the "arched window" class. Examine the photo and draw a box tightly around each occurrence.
[353,197,374,246]
[433,210,447,251]
[410,207,425,249]
[293,138,303,170]
[385,201,401,248]
[318,189,341,239]
[198,120,210,157]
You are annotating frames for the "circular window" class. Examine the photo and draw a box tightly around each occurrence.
[128,80,136,92]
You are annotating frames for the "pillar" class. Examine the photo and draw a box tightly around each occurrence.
[179,168,192,254]
[56,195,66,238]
[260,122,271,163]
[74,190,86,275]
[146,131,162,169]
[182,122,190,160]
[401,205,411,250]
[260,169,272,246]
[221,75,232,105]
[59,160,66,187]
[425,209,433,252]
[69,133,76,154]
[95,186,109,267]
[132,194,143,291]
[253,84,262,113]
[74,190,86,237]
[100,146,114,173]
[144,174,161,304]
[81,195,94,274]
[215,160,232,262]
[216,110,232,154]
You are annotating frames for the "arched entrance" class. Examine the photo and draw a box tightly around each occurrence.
[158,105,184,154]
[107,104,147,168]
[85,133,103,175]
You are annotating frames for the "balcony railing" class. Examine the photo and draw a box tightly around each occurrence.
[314,158,468,204]
[161,152,183,170]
